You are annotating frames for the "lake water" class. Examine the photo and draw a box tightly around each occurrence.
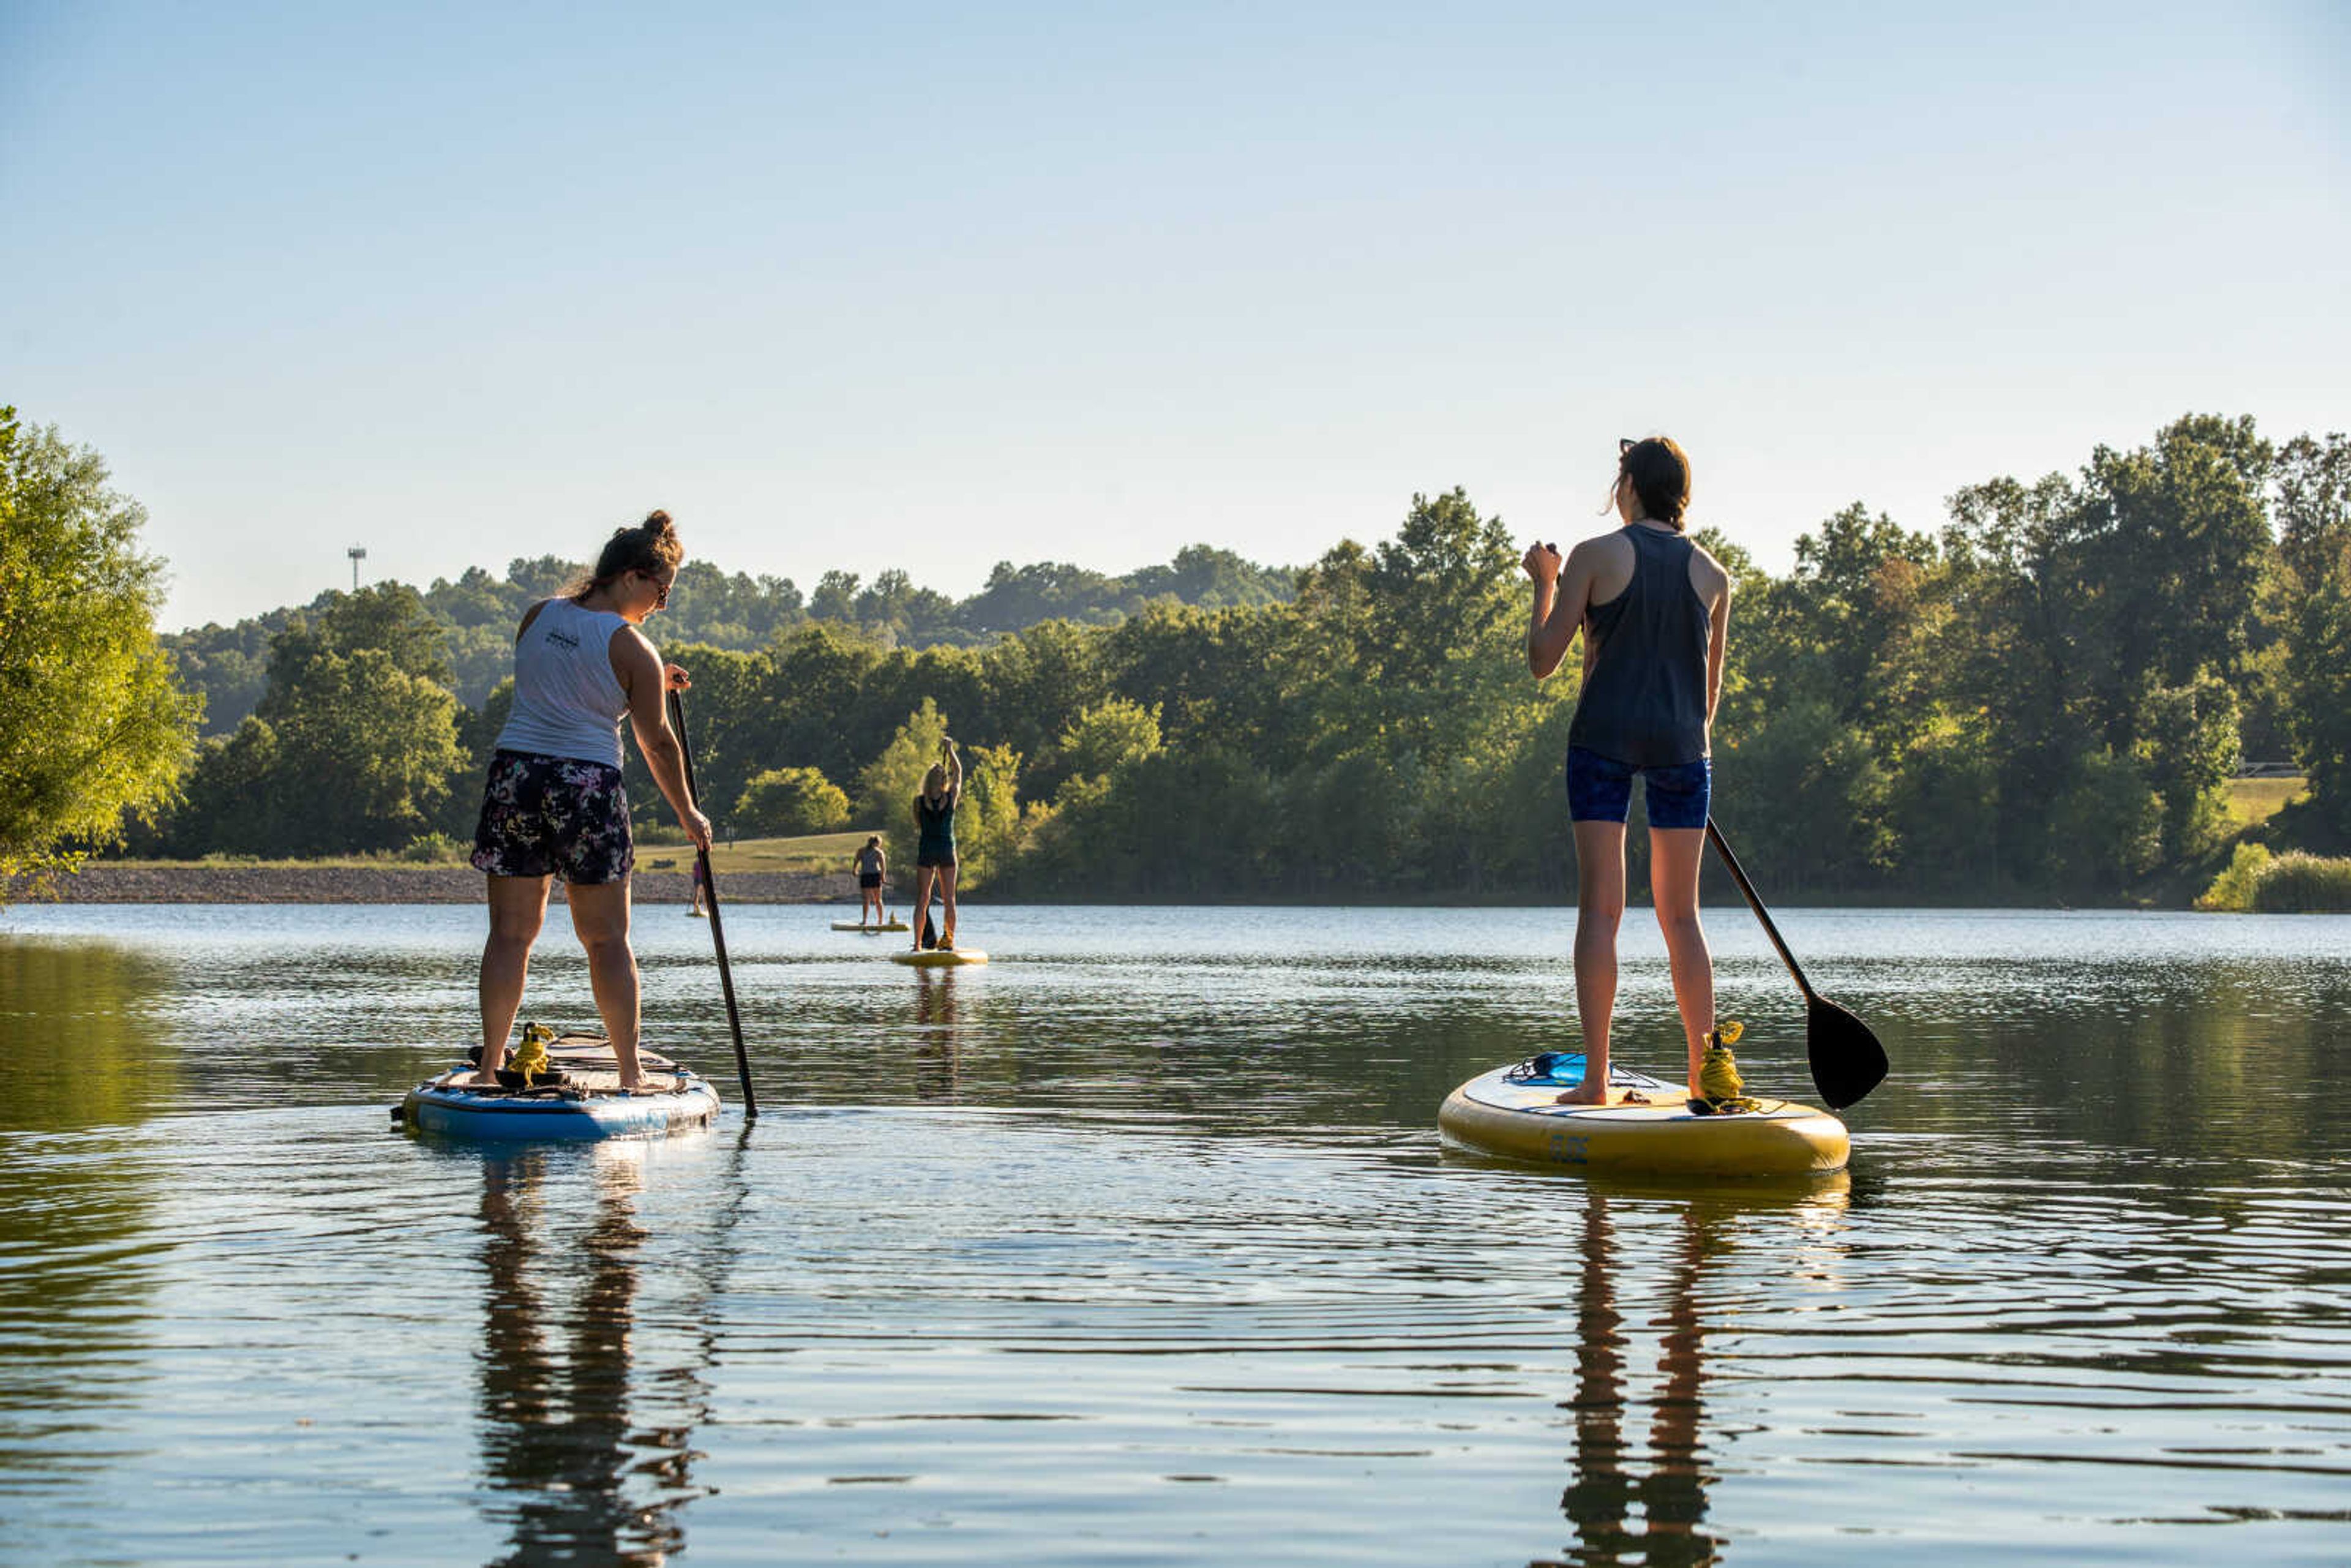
[2,902,2349,1566]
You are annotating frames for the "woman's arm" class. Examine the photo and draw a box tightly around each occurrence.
[611,627,713,850]
[942,738,964,798]
[1523,543,1579,678]
[1706,580,1730,725]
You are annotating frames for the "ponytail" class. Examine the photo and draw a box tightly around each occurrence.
[1618,439,1692,531]
[564,510,683,601]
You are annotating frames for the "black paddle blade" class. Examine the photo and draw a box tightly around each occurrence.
[1807,993,1888,1110]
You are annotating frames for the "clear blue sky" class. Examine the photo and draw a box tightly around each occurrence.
[5,1,2344,631]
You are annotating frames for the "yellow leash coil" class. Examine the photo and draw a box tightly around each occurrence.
[1695,1019,1761,1114]
[509,1021,554,1082]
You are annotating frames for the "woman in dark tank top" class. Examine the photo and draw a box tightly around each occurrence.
[1521,438,1734,1108]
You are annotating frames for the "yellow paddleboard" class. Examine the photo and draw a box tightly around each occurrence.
[1439,1061,1847,1176]
[891,948,989,967]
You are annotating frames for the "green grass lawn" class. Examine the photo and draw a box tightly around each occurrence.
[2225,775,2306,828]
[638,828,874,877]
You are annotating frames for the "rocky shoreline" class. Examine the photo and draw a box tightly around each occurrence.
[15,864,847,905]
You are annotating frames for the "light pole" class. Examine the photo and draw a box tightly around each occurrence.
[347,546,367,593]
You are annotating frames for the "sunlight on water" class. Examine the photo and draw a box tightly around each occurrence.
[2,904,2349,1566]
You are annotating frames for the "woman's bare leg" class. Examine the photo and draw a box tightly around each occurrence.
[939,863,959,946]
[474,875,552,1082]
[1562,820,1627,1105]
[566,879,647,1088]
[912,866,936,947]
[1649,827,1714,1099]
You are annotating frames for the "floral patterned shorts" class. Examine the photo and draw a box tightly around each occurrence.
[471,750,635,885]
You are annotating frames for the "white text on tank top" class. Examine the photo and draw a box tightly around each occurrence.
[494,599,633,768]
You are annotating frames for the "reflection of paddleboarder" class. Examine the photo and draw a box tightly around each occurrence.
[912,968,962,1100]
[474,1151,691,1564]
[1559,1193,1723,1565]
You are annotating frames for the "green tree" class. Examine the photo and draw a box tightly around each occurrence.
[2134,673,2240,864]
[160,717,287,855]
[0,410,198,887]
[956,742,1024,890]
[2276,432,2351,838]
[1050,698,1164,801]
[262,648,465,853]
[733,767,850,838]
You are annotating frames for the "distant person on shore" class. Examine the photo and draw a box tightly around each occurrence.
[686,855,709,918]
[466,511,712,1092]
[912,738,961,951]
[1523,438,1731,1106]
[854,835,889,928]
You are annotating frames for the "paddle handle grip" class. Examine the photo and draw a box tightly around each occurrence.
[1704,819,1816,1002]
[669,689,757,1119]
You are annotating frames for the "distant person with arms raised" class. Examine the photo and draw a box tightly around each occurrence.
[912,738,961,951]
[1523,438,1733,1106]
[466,511,713,1092]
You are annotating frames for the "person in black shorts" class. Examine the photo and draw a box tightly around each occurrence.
[911,738,961,950]
[1523,438,1733,1106]
[853,835,888,928]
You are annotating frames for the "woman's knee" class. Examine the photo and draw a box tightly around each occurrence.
[484,921,539,955]
[1655,906,1706,947]
[1576,895,1625,932]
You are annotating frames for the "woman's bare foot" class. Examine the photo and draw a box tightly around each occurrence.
[463,1071,501,1088]
[1555,1081,1611,1106]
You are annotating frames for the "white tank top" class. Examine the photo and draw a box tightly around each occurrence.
[494,598,634,768]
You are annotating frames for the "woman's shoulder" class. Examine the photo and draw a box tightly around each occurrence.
[1685,539,1731,596]
[1568,530,1635,572]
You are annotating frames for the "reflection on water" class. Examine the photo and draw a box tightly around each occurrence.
[1547,1182,1850,1568]
[471,1133,752,1566]
[1,905,2349,1566]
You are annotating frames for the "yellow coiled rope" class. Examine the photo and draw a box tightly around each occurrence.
[1695,1019,1760,1114]
[509,1021,555,1082]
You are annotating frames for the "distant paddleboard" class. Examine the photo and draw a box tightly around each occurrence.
[891,948,988,967]
[833,920,911,932]
[1439,1057,1847,1176]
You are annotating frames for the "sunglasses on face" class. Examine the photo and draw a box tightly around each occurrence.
[639,569,673,607]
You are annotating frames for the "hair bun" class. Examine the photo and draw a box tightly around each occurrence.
[641,509,674,537]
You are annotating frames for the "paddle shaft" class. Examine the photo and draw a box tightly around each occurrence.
[1704,819,1817,1001]
[667,689,757,1119]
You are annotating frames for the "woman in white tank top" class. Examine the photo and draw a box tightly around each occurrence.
[465,511,713,1092]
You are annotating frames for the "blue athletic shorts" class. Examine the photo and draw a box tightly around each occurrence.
[1565,746,1711,830]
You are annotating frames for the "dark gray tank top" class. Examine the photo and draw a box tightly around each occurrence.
[1567,526,1711,768]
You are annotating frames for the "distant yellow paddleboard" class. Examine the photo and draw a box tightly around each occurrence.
[890,948,989,967]
[833,920,912,932]
[1439,1060,1847,1176]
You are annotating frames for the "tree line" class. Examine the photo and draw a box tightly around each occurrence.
[166,546,1299,730]
[7,403,2348,903]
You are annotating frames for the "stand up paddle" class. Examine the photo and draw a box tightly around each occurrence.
[1705,819,1887,1110]
[668,688,756,1119]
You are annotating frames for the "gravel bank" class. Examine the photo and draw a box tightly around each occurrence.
[14,865,847,905]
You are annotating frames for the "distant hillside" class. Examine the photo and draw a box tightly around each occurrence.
[165,544,1297,732]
